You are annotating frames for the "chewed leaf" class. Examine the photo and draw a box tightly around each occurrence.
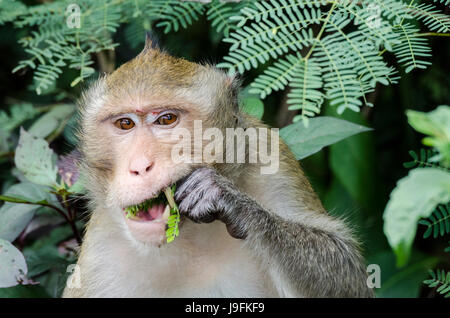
[165,186,180,243]
[15,128,58,187]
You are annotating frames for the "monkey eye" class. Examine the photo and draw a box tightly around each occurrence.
[114,118,135,130]
[155,113,178,126]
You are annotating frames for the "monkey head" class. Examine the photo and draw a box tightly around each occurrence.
[77,38,240,246]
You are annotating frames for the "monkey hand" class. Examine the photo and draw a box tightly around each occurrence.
[174,167,249,239]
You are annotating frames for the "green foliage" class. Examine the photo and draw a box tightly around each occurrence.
[240,86,265,119]
[14,129,58,187]
[0,239,28,288]
[217,0,449,122]
[424,269,450,297]
[0,182,58,242]
[368,250,438,298]
[1,0,255,95]
[419,204,450,239]
[280,116,371,160]
[383,167,450,267]
[165,185,180,244]
[383,105,450,268]
[407,106,450,167]
[403,148,443,170]
[0,103,38,133]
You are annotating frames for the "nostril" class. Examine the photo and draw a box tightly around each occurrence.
[129,163,153,176]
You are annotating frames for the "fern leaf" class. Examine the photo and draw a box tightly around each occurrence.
[150,0,205,33]
[287,57,324,124]
[313,37,364,114]
[393,23,433,73]
[404,148,447,170]
[249,53,303,98]
[424,269,450,298]
[0,0,26,25]
[419,204,450,239]
[409,3,450,33]
[206,0,252,37]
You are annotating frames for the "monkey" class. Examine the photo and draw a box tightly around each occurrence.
[63,38,374,298]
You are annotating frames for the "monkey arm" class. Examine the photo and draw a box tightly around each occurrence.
[175,167,374,298]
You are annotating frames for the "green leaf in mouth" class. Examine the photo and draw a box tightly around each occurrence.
[124,184,181,244]
[164,184,180,243]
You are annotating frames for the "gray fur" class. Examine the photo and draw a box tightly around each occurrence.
[175,167,374,297]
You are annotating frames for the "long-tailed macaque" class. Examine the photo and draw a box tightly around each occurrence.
[63,38,373,298]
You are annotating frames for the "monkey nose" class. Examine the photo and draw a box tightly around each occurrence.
[129,157,153,176]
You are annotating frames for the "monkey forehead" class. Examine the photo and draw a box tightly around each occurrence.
[83,51,235,118]
[106,50,200,89]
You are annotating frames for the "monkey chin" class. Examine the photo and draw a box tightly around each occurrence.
[124,203,170,246]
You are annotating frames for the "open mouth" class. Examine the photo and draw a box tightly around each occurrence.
[123,185,180,244]
[124,191,170,222]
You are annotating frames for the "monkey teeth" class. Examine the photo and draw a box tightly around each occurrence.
[124,185,176,222]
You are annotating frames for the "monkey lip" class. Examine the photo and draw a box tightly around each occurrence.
[125,203,168,222]
[123,191,168,220]
[124,202,170,243]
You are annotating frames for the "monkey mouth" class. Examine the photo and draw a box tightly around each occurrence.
[124,191,170,222]
[123,185,180,244]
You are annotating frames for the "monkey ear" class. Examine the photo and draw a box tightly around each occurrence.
[142,31,161,52]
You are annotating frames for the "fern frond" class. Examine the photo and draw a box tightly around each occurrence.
[343,3,401,51]
[313,37,364,114]
[430,0,450,6]
[219,27,316,75]
[250,53,303,98]
[372,0,412,25]
[324,19,393,87]
[218,2,323,75]
[408,3,450,33]
[206,0,253,37]
[424,269,450,298]
[404,148,447,170]
[287,57,324,124]
[393,23,433,73]
[0,0,26,25]
[149,0,205,33]
[124,16,150,49]
[419,204,450,239]
[231,0,326,28]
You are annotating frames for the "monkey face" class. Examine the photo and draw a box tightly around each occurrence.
[79,46,239,246]
[104,107,194,244]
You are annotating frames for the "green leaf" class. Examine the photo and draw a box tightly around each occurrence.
[383,168,450,267]
[14,128,58,187]
[0,103,37,133]
[241,97,264,120]
[368,250,438,298]
[280,116,372,160]
[406,105,450,167]
[29,104,75,139]
[0,182,54,242]
[0,239,28,288]
[0,285,49,298]
[328,108,377,210]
